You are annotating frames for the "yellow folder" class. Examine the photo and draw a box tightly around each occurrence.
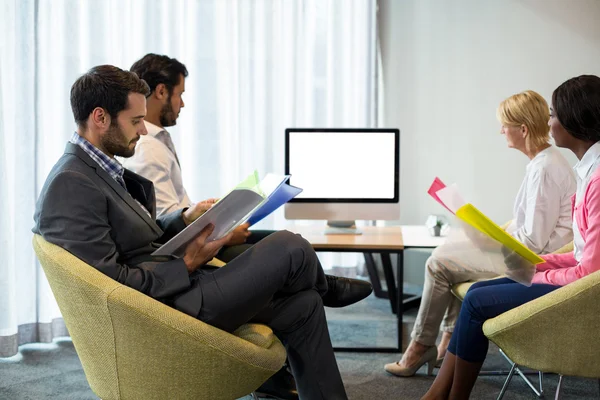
[456,204,545,265]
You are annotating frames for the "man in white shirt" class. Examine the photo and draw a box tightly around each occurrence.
[123,53,266,251]
[121,57,187,210]
[121,55,255,246]
[123,54,372,399]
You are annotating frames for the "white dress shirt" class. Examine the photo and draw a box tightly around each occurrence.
[572,141,600,261]
[121,120,192,217]
[506,146,576,254]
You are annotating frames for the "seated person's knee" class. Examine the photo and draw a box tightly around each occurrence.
[294,290,324,317]
[461,289,484,318]
[426,253,451,276]
[267,230,314,254]
[276,290,325,333]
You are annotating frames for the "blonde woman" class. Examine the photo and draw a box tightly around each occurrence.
[385,90,576,377]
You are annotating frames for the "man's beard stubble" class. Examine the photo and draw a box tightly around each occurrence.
[159,95,177,127]
[102,121,138,158]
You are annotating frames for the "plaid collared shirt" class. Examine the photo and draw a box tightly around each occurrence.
[70,133,152,218]
[70,132,127,189]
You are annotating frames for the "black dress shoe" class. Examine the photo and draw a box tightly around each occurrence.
[321,275,373,308]
[255,366,299,400]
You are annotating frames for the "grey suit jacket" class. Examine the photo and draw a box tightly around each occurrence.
[33,143,203,317]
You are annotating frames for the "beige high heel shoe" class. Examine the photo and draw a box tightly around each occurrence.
[384,346,438,377]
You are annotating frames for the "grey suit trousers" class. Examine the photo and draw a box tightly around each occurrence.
[194,230,347,400]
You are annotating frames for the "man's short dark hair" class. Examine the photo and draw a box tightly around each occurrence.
[552,75,600,143]
[70,65,150,128]
[130,53,188,96]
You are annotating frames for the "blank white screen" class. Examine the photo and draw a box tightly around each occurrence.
[288,131,396,199]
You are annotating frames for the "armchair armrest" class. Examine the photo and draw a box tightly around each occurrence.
[553,241,574,254]
[107,285,286,400]
[483,270,600,378]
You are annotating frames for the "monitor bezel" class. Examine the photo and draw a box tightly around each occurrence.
[285,128,400,204]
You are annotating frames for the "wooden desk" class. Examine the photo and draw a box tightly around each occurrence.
[285,225,446,352]
[285,225,445,250]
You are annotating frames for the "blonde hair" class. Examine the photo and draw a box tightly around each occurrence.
[496,90,550,152]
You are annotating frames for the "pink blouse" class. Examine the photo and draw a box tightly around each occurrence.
[533,168,600,285]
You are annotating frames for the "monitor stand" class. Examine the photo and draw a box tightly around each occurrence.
[324,220,363,235]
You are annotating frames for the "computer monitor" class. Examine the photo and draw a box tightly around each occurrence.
[285,128,400,233]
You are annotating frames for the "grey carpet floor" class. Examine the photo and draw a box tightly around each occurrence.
[1,294,599,399]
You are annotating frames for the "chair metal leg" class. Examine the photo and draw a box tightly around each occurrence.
[496,363,517,400]
[501,349,544,396]
[514,365,544,397]
[481,349,544,398]
[481,349,541,376]
[554,375,563,400]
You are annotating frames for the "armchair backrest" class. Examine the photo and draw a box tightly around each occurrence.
[33,235,121,399]
[484,268,600,378]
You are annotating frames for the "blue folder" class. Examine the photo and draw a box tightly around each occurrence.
[247,181,303,226]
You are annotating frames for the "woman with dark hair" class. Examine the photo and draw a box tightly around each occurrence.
[421,75,600,400]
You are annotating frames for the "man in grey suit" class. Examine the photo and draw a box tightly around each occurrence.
[33,65,349,399]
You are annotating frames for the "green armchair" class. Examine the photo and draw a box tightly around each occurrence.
[451,241,600,398]
[483,268,600,398]
[33,234,287,400]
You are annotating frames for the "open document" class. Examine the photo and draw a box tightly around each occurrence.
[152,171,302,257]
[427,177,541,286]
[427,177,544,265]
[247,174,302,226]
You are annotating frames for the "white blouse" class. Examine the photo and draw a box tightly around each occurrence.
[506,146,576,254]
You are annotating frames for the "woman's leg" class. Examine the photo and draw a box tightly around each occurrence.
[465,276,516,291]
[421,280,516,399]
[412,254,499,346]
[438,294,466,360]
[386,252,496,375]
[421,352,457,400]
[437,277,516,361]
[424,279,561,398]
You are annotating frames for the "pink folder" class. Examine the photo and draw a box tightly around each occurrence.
[427,177,455,214]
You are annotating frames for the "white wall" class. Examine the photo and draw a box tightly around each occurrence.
[379,0,600,225]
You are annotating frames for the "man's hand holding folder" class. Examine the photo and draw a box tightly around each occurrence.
[182,223,233,273]
[182,198,218,225]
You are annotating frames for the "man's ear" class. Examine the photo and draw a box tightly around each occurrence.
[90,107,111,131]
[153,83,168,101]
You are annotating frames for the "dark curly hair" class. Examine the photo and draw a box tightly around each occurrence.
[130,53,188,96]
[70,65,150,128]
[552,75,600,143]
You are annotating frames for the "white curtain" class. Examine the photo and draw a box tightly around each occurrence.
[0,0,376,357]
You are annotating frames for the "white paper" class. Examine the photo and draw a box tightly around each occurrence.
[152,188,265,257]
[257,173,290,197]
[436,183,467,214]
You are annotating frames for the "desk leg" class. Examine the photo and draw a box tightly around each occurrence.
[397,251,404,351]
[363,252,388,299]
[334,250,418,353]
[368,251,403,351]
[380,253,398,314]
